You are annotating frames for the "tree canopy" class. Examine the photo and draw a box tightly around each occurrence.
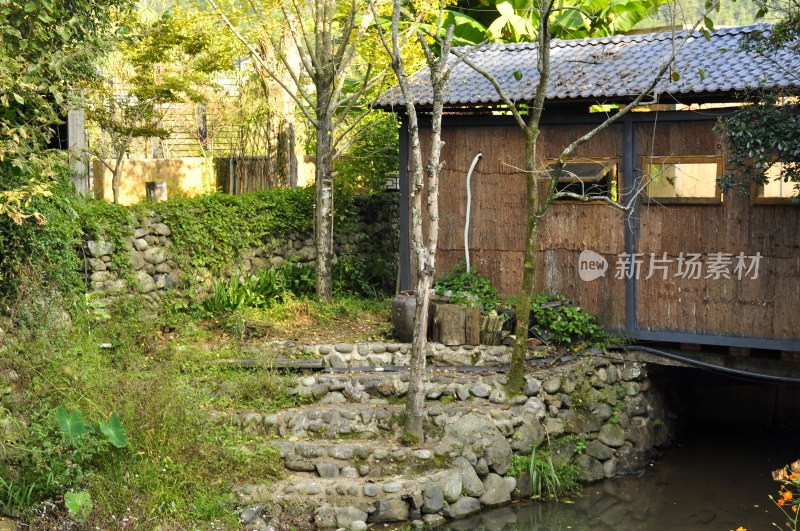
[0,0,132,220]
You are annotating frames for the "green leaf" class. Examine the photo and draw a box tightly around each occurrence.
[495,1,515,18]
[698,68,706,81]
[513,70,523,81]
[56,406,87,439]
[670,70,681,82]
[704,16,714,31]
[64,490,93,521]
[11,93,24,105]
[23,3,36,12]
[98,412,128,448]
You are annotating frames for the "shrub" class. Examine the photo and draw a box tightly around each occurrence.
[203,268,287,314]
[433,261,499,312]
[280,261,316,297]
[530,294,608,348]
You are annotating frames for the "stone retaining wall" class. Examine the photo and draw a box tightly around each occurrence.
[230,354,672,529]
[82,193,398,303]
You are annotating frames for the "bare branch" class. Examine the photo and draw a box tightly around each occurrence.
[451,48,527,129]
[556,2,721,167]
[331,107,374,158]
[285,0,319,74]
[207,0,318,126]
[334,0,359,65]
[332,67,384,130]
[330,17,377,117]
[266,36,317,110]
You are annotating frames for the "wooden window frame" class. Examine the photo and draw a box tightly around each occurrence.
[537,158,621,205]
[642,155,724,205]
[750,162,800,205]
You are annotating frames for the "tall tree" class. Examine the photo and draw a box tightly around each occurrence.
[211,0,383,302]
[371,0,456,441]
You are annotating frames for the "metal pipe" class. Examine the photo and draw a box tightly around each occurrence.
[611,345,800,384]
[464,151,483,272]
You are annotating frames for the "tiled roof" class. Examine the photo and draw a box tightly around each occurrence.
[377,24,800,108]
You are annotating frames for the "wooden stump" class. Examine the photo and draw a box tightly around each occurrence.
[432,303,466,346]
[465,307,481,346]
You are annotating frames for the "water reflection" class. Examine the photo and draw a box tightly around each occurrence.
[439,429,799,531]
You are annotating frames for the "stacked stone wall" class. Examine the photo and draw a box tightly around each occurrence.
[81,193,398,303]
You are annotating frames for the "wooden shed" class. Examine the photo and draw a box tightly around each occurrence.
[378,24,800,352]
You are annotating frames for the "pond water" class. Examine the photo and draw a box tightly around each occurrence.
[439,426,800,531]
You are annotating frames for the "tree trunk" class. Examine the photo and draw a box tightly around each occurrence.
[111,151,125,205]
[405,271,433,440]
[315,114,334,303]
[506,8,551,395]
[508,124,541,393]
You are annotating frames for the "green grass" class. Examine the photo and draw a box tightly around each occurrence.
[0,304,261,526]
[0,293,392,528]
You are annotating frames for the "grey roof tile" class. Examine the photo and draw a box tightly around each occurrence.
[377,24,800,108]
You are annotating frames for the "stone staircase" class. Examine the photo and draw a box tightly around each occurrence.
[213,346,668,530]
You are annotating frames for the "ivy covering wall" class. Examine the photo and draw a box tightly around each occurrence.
[0,175,398,328]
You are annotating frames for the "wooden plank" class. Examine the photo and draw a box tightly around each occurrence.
[216,358,326,370]
[465,306,481,346]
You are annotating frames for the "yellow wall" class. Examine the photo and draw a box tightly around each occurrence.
[93,158,212,205]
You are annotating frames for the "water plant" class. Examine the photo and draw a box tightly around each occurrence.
[509,442,580,501]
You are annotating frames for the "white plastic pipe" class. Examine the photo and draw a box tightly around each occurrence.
[464,151,483,272]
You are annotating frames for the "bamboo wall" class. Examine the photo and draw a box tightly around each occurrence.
[416,115,800,343]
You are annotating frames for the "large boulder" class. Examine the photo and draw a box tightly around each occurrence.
[368,499,409,523]
[453,456,484,497]
[443,497,481,519]
[444,412,513,475]
[479,473,515,507]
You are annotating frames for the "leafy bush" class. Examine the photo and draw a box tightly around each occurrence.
[0,173,84,307]
[158,188,316,275]
[0,405,128,518]
[433,261,499,312]
[280,261,316,297]
[530,294,608,348]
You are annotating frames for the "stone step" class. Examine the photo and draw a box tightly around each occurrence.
[287,368,529,405]
[274,438,450,479]
[231,356,665,530]
[223,394,542,444]
[216,357,326,370]
[237,465,517,529]
[236,340,554,369]
[222,402,405,440]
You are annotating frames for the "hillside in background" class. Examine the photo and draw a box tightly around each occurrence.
[639,0,781,29]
